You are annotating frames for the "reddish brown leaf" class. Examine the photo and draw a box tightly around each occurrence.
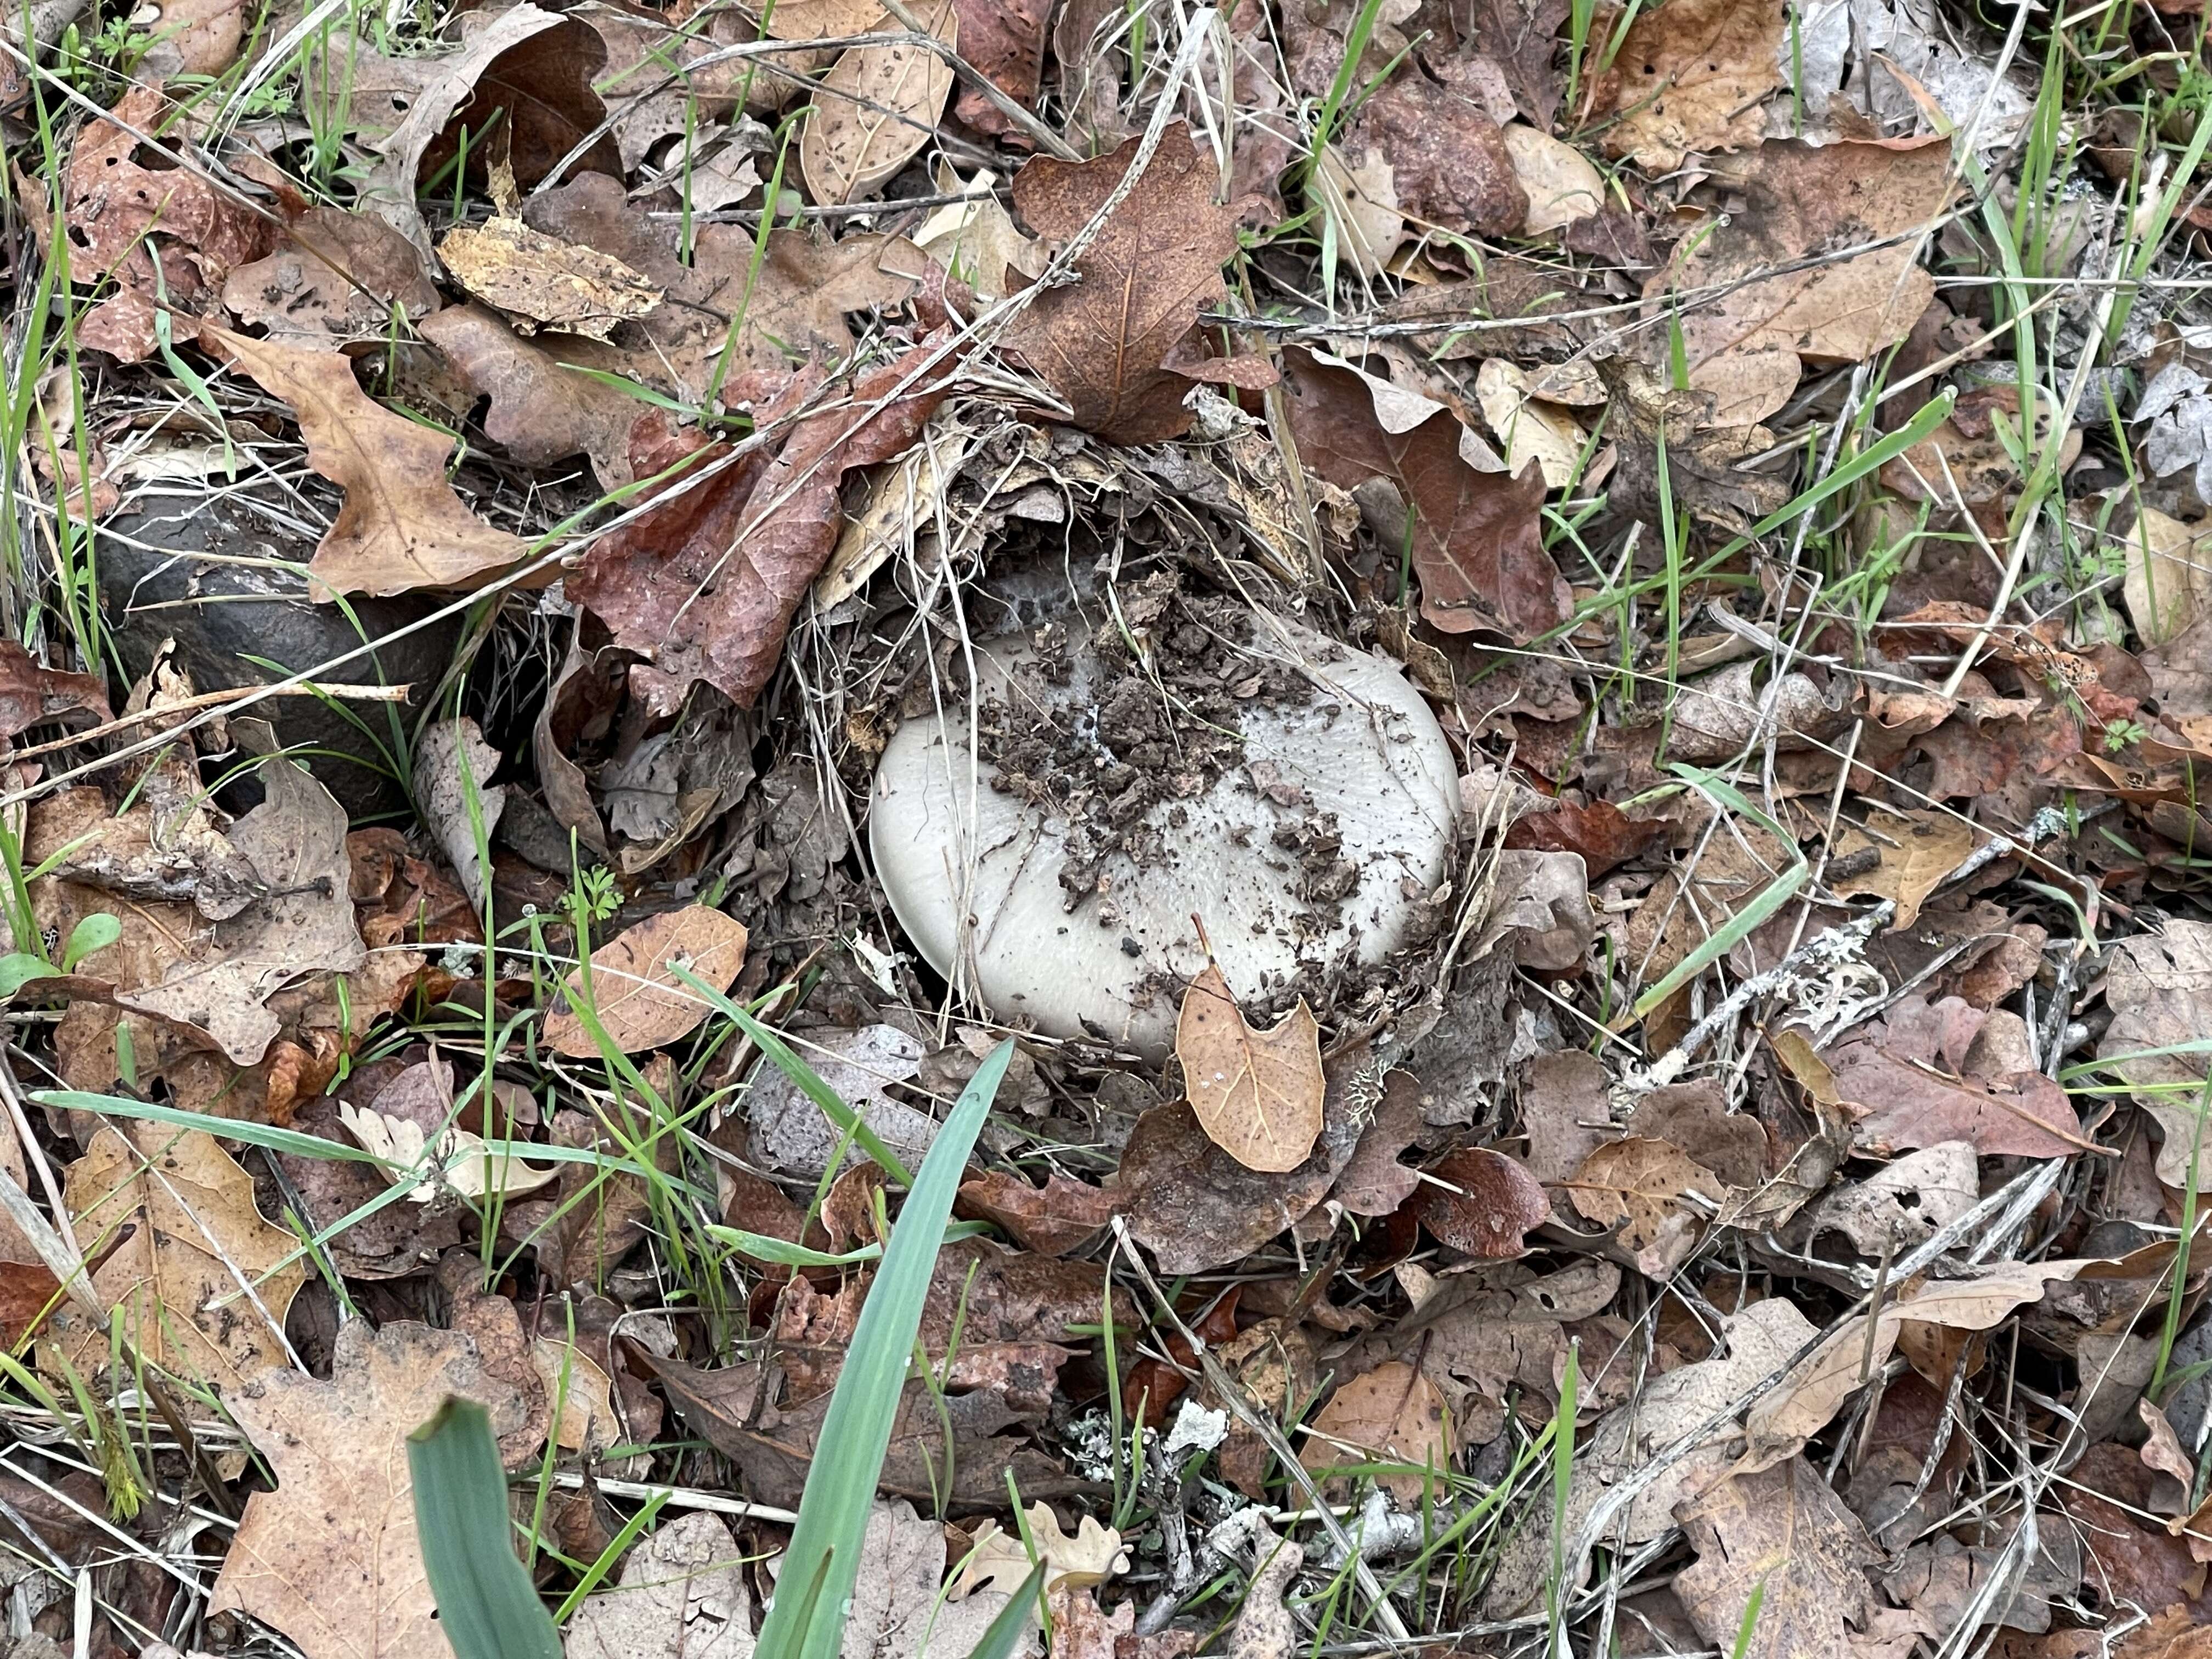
[1823,993,2089,1159]
[1413,1147,1549,1257]
[63,86,276,360]
[0,643,108,742]
[569,343,956,703]
[1279,345,1569,641]
[949,0,1050,137]
[1122,1288,1239,1425]
[1004,124,1265,445]
[1352,64,1528,238]
[1504,798,1663,880]
[957,1169,1120,1256]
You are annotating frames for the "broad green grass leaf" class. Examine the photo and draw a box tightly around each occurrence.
[408,1398,562,1659]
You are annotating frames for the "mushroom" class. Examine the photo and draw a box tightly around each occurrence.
[870,603,1457,1060]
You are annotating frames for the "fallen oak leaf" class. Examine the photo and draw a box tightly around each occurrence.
[1597,0,1782,172]
[222,207,438,352]
[956,1167,1120,1255]
[1565,1136,1718,1279]
[565,1511,755,1658]
[209,1321,533,1659]
[569,344,958,704]
[1176,958,1325,1174]
[1824,993,2090,1159]
[1298,1359,1452,1503]
[1004,123,1271,445]
[1673,1457,1883,1659]
[1279,344,1569,641]
[541,905,749,1056]
[952,1502,1128,1599]
[1828,806,1979,930]
[41,1120,305,1391]
[205,328,532,596]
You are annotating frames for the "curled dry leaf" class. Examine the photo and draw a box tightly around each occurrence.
[206,329,531,597]
[1798,1141,1979,1259]
[799,0,958,206]
[0,642,108,745]
[411,716,506,912]
[1299,1360,1451,1503]
[1279,345,1570,641]
[1474,358,1586,488]
[1567,1136,1718,1279]
[436,217,662,340]
[542,905,749,1057]
[43,1122,304,1391]
[1176,960,1325,1173]
[338,1101,562,1202]
[210,1321,533,1659]
[952,1502,1128,1599]
[956,1168,1120,1255]
[1413,1146,1550,1257]
[1004,124,1268,445]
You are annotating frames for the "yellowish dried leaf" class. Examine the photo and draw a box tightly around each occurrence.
[543,905,751,1056]
[1176,961,1324,1173]
[437,217,663,341]
[799,0,958,205]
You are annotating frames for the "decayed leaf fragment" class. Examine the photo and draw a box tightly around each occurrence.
[1673,1457,1882,1659]
[953,1501,1128,1599]
[1298,1360,1451,1502]
[799,0,958,205]
[1004,123,1268,445]
[206,328,532,596]
[1598,0,1783,171]
[1567,1136,1718,1279]
[437,216,663,339]
[210,1321,533,1659]
[1176,960,1324,1173]
[566,1511,755,1658]
[42,1121,304,1390]
[338,1102,561,1202]
[542,905,749,1056]
[2097,919,2212,1189]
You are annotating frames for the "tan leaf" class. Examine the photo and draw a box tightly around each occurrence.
[1674,1458,1881,1659]
[1600,0,1782,171]
[913,164,1042,302]
[1567,1136,1718,1279]
[1829,807,1979,930]
[764,0,890,37]
[411,716,506,913]
[338,1102,562,1201]
[2098,919,2212,1189]
[1742,1260,2108,1469]
[1475,358,1585,488]
[1225,1519,1302,1659]
[1645,137,1956,426]
[41,1122,304,1390]
[1313,142,1403,279]
[210,1321,533,1659]
[1298,1361,1451,1503]
[2124,507,2212,649]
[798,0,958,206]
[437,217,663,339]
[832,1498,1031,1658]
[952,1500,1128,1599]
[1502,122,1603,235]
[543,905,749,1056]
[1003,123,1263,445]
[566,1511,755,1658]
[206,328,531,596]
[1176,961,1324,1173]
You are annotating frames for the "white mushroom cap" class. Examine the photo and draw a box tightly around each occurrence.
[869,608,1458,1060]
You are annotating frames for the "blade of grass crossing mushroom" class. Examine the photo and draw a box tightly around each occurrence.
[668,963,918,1184]
[408,1398,562,1659]
[752,1038,1015,1659]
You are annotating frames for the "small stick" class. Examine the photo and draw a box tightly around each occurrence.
[8,681,411,764]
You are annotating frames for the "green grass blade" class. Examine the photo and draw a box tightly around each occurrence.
[963,1561,1047,1659]
[407,1399,562,1659]
[753,1039,1016,1659]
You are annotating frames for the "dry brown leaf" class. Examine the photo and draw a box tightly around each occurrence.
[2124,507,2212,649]
[953,1502,1128,1599]
[1004,124,1266,445]
[829,1498,1029,1658]
[1742,1260,2108,1469]
[1279,345,1569,641]
[1826,993,2087,1159]
[437,217,662,339]
[1226,1520,1302,1659]
[1313,143,1404,280]
[1829,807,1978,930]
[1299,1361,1451,1502]
[568,346,954,704]
[1176,961,1324,1173]
[210,1321,533,1659]
[206,328,531,596]
[945,0,1051,136]
[1503,123,1604,234]
[412,716,505,912]
[1567,1137,1718,1279]
[1413,1146,1550,1257]
[956,1169,1120,1255]
[1046,1588,1198,1659]
[565,1511,755,1659]
[543,905,749,1057]
[799,0,958,206]
[2097,920,2212,1189]
[1599,357,1791,534]
[1351,63,1527,238]
[62,85,276,360]
[1674,1458,1882,1659]
[41,1121,303,1390]
[222,208,438,351]
[1328,1069,1425,1217]
[1474,358,1585,487]
[1645,137,1956,426]
[1600,0,1782,171]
